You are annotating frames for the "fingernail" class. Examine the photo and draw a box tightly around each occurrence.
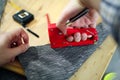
[82,33,87,41]
[87,35,92,38]
[66,36,74,42]
[74,32,81,42]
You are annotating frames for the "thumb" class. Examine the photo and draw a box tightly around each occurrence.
[10,44,29,57]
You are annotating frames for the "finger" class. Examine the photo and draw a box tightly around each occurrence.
[78,18,86,28]
[66,35,74,42]
[84,16,91,25]
[74,32,81,42]
[57,0,84,34]
[20,28,29,44]
[3,29,21,48]
[70,16,90,28]
[11,28,29,44]
[10,57,15,62]
[88,9,99,20]
[84,25,89,28]
[6,28,23,44]
[89,23,96,28]
[81,33,87,41]
[72,18,85,28]
[9,44,29,57]
[87,35,92,38]
[7,28,29,47]
[12,35,22,47]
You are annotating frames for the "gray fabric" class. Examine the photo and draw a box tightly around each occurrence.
[19,23,111,80]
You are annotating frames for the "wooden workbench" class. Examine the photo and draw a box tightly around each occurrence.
[0,0,117,80]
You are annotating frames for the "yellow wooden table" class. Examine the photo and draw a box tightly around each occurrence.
[0,0,117,80]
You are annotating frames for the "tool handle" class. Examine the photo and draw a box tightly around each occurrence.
[69,8,89,23]
[27,29,39,38]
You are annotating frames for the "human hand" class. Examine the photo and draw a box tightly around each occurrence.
[57,0,98,42]
[0,28,29,66]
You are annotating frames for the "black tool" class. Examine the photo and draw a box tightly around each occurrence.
[66,8,89,25]
[26,29,39,38]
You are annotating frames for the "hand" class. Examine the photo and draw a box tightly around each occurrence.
[57,0,98,42]
[0,28,29,66]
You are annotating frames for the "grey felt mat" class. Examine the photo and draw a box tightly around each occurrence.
[18,23,111,80]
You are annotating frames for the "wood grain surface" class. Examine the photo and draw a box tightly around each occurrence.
[0,0,117,80]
